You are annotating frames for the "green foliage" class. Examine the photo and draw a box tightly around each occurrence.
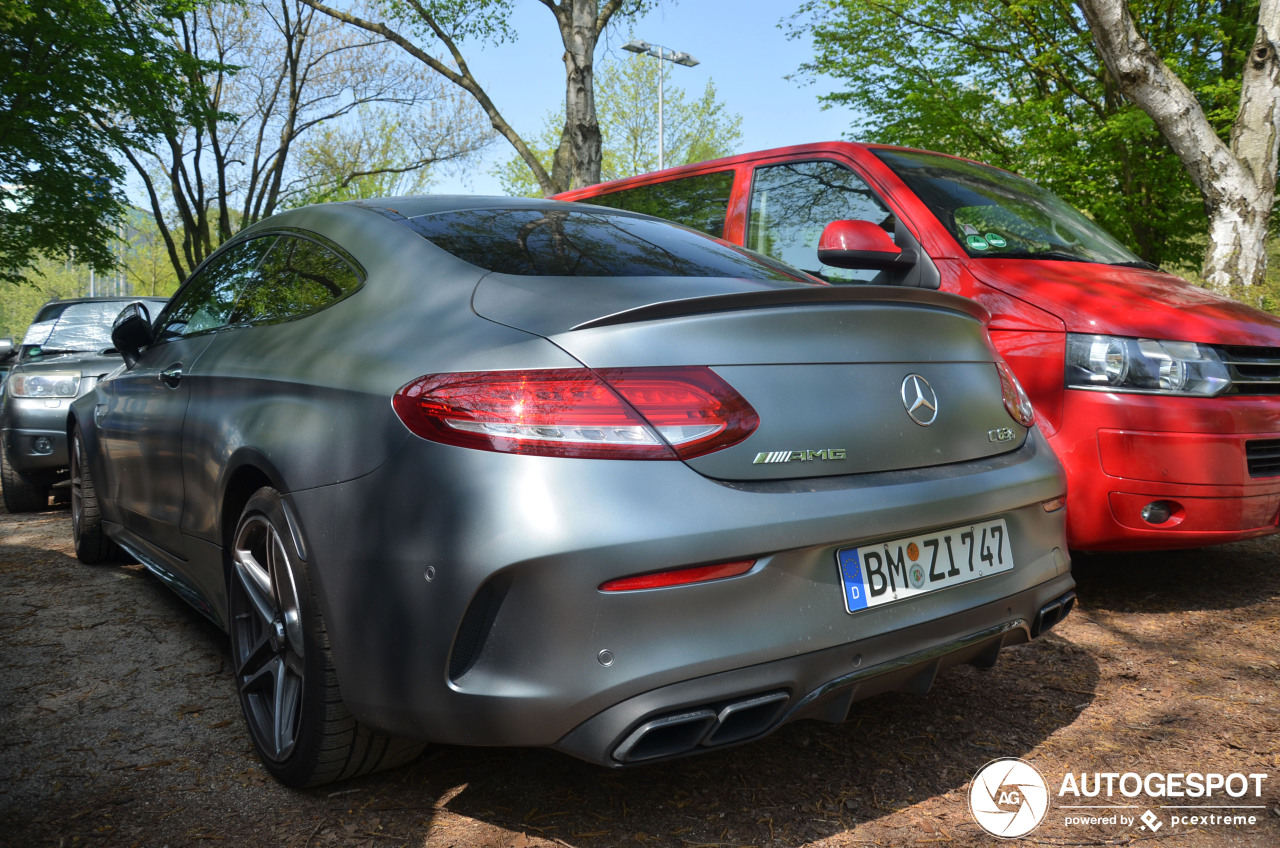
[286,101,488,206]
[496,52,742,196]
[0,257,86,343]
[0,0,214,286]
[0,209,182,342]
[791,0,1258,270]
[381,0,518,43]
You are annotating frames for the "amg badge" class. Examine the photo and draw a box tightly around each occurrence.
[754,449,848,464]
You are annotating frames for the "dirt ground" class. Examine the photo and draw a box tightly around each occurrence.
[1,503,1278,848]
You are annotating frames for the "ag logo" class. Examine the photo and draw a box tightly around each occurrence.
[968,758,1050,838]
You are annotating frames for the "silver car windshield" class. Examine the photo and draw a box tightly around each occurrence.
[21,301,130,355]
[873,149,1144,266]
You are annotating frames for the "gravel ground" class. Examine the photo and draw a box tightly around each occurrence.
[2,503,1278,848]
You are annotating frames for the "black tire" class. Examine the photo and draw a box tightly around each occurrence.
[228,488,424,787]
[1,447,48,513]
[70,428,124,564]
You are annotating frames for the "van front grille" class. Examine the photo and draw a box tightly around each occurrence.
[1218,346,1280,395]
[1246,439,1280,478]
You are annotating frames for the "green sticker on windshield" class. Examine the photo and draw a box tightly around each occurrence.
[966,234,990,251]
[985,233,1007,248]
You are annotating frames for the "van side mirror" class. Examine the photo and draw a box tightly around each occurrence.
[111,302,155,368]
[818,220,917,270]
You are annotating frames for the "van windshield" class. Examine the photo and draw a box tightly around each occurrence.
[873,149,1145,266]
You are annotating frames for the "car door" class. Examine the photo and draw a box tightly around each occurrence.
[175,232,365,544]
[97,236,276,558]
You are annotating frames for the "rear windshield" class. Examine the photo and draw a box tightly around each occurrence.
[401,207,810,281]
[873,149,1142,265]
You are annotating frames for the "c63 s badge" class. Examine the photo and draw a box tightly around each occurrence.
[754,448,848,464]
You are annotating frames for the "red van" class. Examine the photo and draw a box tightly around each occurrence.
[557,143,1280,551]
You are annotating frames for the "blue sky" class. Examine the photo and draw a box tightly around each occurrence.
[429,1,857,195]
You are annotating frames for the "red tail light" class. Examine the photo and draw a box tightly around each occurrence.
[392,367,759,459]
[996,360,1035,427]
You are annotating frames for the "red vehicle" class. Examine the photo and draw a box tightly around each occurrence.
[557,142,1280,551]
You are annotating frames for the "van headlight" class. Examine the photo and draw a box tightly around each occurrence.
[8,371,82,398]
[1066,335,1229,396]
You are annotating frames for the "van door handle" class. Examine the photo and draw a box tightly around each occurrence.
[159,366,183,388]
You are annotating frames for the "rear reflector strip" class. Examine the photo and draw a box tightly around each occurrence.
[599,560,756,592]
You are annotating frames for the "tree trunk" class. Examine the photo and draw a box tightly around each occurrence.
[550,0,604,192]
[1077,0,1280,289]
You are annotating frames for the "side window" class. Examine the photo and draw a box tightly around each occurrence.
[230,235,362,326]
[155,237,276,339]
[583,171,735,238]
[747,161,893,283]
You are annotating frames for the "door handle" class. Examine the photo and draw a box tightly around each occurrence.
[159,366,183,388]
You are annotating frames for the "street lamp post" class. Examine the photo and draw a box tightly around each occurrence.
[621,39,700,171]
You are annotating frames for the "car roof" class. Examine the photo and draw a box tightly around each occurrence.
[343,195,617,220]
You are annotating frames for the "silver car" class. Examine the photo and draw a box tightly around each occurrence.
[1,297,167,512]
[71,197,1073,787]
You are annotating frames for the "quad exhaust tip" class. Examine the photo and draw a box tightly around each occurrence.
[1032,590,1076,638]
[612,691,790,763]
[612,598,1075,764]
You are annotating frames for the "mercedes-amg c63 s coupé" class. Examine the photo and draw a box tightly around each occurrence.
[70,197,1074,787]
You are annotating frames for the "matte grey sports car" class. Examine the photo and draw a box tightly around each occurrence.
[71,197,1074,787]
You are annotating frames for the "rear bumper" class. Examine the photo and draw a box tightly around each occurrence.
[285,428,1069,756]
[556,581,1076,765]
[1054,391,1280,550]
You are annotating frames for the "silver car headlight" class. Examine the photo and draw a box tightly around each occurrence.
[1066,334,1229,396]
[7,371,82,398]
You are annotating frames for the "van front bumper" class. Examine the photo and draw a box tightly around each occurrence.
[1055,390,1280,550]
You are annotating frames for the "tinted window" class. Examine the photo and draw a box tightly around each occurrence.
[231,235,362,326]
[747,161,893,283]
[155,237,276,339]
[404,207,805,280]
[873,149,1141,264]
[582,171,735,238]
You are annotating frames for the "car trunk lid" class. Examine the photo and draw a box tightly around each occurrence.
[473,276,1026,480]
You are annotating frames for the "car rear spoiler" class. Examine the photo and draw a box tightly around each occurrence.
[571,285,991,331]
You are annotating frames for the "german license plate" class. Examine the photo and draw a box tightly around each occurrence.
[836,518,1013,613]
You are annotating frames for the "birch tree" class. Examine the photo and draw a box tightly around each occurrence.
[1078,0,1280,289]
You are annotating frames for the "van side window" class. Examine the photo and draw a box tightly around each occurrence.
[747,161,892,283]
[580,171,734,238]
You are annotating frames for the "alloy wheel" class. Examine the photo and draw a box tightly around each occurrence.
[231,513,306,762]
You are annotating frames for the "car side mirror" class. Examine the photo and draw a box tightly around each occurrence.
[818,220,917,270]
[0,338,12,358]
[111,302,155,368]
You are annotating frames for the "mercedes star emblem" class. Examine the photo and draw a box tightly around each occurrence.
[901,374,939,426]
